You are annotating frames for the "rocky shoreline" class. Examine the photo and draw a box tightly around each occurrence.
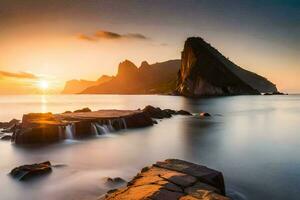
[101,159,230,200]
[0,105,191,145]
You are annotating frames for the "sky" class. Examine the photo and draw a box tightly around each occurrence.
[0,0,299,94]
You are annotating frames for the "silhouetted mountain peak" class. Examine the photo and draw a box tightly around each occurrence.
[117,60,138,78]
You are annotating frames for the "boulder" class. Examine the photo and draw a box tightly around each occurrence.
[104,159,230,200]
[74,107,92,113]
[10,161,52,181]
[143,105,172,119]
[176,110,192,115]
[105,177,127,187]
[200,112,211,117]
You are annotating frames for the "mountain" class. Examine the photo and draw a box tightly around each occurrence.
[80,60,180,94]
[61,75,113,94]
[176,37,261,96]
[200,39,278,93]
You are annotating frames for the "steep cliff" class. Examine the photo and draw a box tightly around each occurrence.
[176,37,262,96]
[81,60,180,94]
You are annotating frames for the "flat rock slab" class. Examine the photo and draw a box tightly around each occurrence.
[57,110,143,120]
[10,161,52,181]
[104,159,230,200]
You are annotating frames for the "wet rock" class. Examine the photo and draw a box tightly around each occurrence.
[1,135,12,140]
[200,112,211,117]
[74,107,92,113]
[143,105,172,119]
[104,159,230,200]
[105,177,127,187]
[176,110,192,115]
[0,119,20,129]
[163,109,177,115]
[10,161,52,181]
[12,113,63,145]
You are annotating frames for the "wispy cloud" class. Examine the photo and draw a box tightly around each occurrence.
[0,70,38,79]
[78,30,149,42]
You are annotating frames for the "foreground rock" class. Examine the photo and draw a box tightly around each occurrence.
[12,106,191,145]
[103,159,230,200]
[176,37,261,97]
[0,119,20,129]
[10,161,52,181]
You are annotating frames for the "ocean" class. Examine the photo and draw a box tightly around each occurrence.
[0,94,299,200]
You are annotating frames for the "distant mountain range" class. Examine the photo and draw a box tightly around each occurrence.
[62,37,277,95]
[62,60,181,94]
[62,75,113,94]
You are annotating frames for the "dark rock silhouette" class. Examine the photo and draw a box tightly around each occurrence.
[103,159,230,200]
[176,37,261,97]
[10,161,52,181]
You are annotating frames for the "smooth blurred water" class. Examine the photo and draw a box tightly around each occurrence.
[0,94,299,200]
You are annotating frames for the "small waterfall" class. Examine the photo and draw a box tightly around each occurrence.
[95,123,110,135]
[107,120,115,132]
[121,118,127,129]
[91,123,98,135]
[65,123,75,139]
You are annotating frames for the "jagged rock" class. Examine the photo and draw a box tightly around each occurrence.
[10,161,52,181]
[104,159,230,200]
[1,135,12,140]
[74,107,92,113]
[176,37,261,97]
[0,119,20,129]
[200,112,211,117]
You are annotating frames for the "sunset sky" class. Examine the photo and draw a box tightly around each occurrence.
[0,0,299,94]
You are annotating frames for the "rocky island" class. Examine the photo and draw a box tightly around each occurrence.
[62,37,278,96]
[176,37,277,96]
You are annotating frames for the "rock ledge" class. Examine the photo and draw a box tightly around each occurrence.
[103,159,230,200]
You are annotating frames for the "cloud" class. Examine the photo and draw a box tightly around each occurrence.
[78,34,97,42]
[78,30,149,42]
[0,70,38,79]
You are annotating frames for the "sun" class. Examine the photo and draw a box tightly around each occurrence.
[38,80,49,90]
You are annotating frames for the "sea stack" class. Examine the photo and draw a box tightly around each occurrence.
[176,37,262,97]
